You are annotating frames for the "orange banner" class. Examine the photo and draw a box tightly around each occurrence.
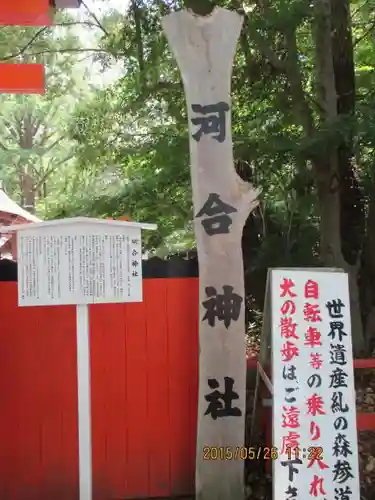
[0,0,52,26]
[0,64,45,94]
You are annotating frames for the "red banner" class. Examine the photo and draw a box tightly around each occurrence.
[0,0,52,26]
[0,64,45,94]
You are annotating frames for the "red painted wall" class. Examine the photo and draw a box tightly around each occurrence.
[0,279,199,500]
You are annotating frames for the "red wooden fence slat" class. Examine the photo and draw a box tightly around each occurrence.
[0,64,45,94]
[124,294,150,498]
[145,278,171,497]
[90,302,128,499]
[167,278,198,497]
[0,0,51,26]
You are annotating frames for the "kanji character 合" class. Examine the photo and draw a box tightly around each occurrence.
[280,278,297,298]
[307,393,326,416]
[310,352,323,369]
[304,326,322,347]
[281,341,299,362]
[304,303,322,322]
[304,279,319,299]
[195,193,237,236]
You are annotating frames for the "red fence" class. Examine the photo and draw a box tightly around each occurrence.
[1,277,375,499]
[0,279,198,500]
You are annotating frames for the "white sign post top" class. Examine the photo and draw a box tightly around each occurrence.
[1,216,157,233]
[4,217,157,307]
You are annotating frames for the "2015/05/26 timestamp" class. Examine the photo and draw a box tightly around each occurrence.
[203,446,279,461]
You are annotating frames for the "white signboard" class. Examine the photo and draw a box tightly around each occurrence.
[17,223,142,306]
[5,217,156,500]
[271,269,360,500]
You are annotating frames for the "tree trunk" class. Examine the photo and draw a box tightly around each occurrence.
[162,8,259,500]
[311,0,365,353]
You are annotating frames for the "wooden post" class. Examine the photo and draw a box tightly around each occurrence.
[162,8,260,500]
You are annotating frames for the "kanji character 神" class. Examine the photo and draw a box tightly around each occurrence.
[202,285,243,329]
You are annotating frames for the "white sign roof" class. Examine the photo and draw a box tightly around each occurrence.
[0,189,40,222]
[2,216,157,232]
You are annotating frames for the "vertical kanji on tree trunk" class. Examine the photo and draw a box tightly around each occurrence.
[162,8,259,500]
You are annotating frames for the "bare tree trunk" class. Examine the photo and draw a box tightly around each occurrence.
[163,8,259,500]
